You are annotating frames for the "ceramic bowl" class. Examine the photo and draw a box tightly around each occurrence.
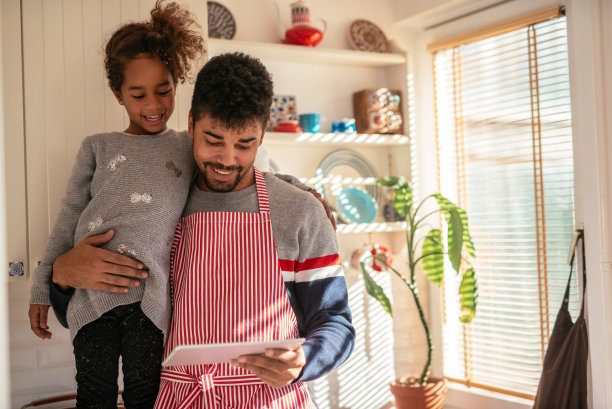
[336,187,377,224]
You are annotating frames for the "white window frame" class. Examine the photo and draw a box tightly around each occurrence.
[402,0,612,407]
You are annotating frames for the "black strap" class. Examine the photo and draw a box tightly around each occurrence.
[563,229,586,314]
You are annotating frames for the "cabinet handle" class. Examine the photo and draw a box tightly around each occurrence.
[8,261,24,277]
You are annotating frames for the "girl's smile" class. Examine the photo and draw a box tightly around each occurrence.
[114,55,176,135]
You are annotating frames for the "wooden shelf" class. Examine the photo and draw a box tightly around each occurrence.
[336,221,406,234]
[263,132,410,146]
[208,38,407,67]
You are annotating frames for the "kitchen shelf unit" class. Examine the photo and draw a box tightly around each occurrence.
[264,131,410,146]
[208,38,407,67]
[207,38,412,237]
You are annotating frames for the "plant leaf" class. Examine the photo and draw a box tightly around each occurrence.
[377,176,404,187]
[447,207,463,273]
[421,229,444,287]
[457,207,476,258]
[361,262,393,316]
[433,194,463,273]
[434,194,475,260]
[459,267,478,323]
[377,176,412,217]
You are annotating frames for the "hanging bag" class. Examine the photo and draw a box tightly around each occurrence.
[533,230,588,409]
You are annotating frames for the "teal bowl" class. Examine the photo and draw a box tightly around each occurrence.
[336,187,377,224]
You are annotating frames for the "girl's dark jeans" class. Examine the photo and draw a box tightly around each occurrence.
[73,302,164,409]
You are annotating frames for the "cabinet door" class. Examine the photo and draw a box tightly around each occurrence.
[19,0,202,274]
[2,0,27,279]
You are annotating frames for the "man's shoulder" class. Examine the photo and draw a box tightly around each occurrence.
[265,173,321,217]
[265,173,317,200]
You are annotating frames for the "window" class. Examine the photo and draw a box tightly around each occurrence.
[430,8,579,399]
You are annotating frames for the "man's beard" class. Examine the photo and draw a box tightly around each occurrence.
[198,162,246,192]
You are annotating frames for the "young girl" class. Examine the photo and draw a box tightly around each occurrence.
[27,1,204,407]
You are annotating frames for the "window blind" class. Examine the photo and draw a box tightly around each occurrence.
[431,11,578,399]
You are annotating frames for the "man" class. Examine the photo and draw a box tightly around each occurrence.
[152,52,354,408]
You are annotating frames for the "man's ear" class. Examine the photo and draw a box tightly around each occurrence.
[112,89,123,105]
[188,110,194,139]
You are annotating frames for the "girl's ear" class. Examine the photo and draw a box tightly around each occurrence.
[112,89,123,105]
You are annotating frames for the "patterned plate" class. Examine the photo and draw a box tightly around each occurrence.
[348,19,389,53]
[208,1,236,40]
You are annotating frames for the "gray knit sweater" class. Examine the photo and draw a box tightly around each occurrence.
[29,129,194,340]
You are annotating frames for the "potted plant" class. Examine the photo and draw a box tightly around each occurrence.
[360,176,478,409]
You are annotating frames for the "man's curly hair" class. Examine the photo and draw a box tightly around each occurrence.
[191,52,274,131]
[105,0,205,92]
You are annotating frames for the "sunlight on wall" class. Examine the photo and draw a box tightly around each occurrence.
[309,271,395,409]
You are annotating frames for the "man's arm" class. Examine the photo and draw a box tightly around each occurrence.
[289,203,355,381]
[48,230,147,327]
[234,195,354,385]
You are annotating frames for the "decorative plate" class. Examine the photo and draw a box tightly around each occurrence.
[336,187,377,224]
[348,19,389,53]
[207,1,236,40]
[314,149,380,223]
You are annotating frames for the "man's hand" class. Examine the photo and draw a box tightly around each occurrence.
[231,346,306,389]
[52,230,147,293]
[29,304,52,339]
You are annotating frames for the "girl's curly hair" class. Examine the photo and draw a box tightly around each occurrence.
[105,0,206,92]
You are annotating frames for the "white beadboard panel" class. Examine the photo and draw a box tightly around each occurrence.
[2,0,28,279]
[10,394,38,409]
[10,348,37,373]
[21,0,49,272]
[37,344,76,370]
[8,300,28,325]
[21,394,78,409]
[43,0,69,226]
[10,321,71,349]
[120,0,139,22]
[7,280,30,305]
[11,367,77,397]
[139,0,157,20]
[63,0,87,167]
[83,0,107,136]
[101,0,125,131]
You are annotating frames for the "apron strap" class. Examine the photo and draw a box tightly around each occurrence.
[254,168,270,214]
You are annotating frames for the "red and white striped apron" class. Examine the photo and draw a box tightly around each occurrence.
[154,169,314,409]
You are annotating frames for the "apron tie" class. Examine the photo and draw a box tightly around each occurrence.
[161,367,266,409]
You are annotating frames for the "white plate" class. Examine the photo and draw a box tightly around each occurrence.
[315,149,381,208]
[162,338,305,367]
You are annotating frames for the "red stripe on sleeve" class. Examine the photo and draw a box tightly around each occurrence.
[279,254,341,272]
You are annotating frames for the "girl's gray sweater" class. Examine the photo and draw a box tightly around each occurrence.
[29,129,195,340]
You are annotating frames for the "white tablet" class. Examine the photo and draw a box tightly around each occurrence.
[162,338,306,367]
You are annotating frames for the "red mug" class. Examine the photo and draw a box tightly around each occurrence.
[274,120,303,133]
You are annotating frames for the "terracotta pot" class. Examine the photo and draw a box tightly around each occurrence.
[389,377,448,409]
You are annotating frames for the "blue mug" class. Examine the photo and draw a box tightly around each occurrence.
[299,113,321,133]
[331,118,356,133]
